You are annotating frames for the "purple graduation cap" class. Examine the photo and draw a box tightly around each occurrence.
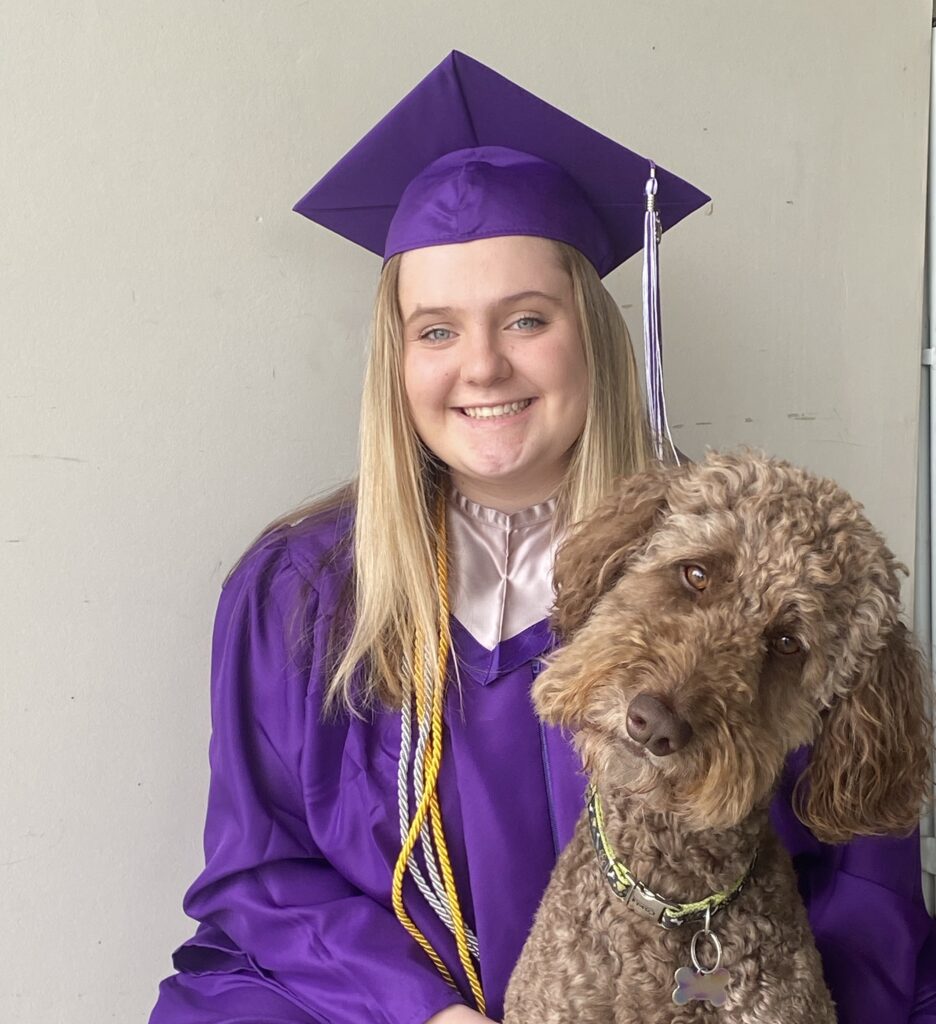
[293,49,710,459]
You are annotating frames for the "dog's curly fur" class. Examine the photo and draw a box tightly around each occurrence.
[503,449,932,1023]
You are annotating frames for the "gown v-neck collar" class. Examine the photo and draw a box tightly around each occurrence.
[446,487,560,686]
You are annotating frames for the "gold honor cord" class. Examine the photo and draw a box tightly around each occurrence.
[391,491,487,1015]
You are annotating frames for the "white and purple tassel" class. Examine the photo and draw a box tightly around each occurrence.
[642,163,680,465]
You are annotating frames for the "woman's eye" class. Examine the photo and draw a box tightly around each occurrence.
[682,564,708,591]
[770,635,803,656]
[419,327,454,343]
[511,315,544,330]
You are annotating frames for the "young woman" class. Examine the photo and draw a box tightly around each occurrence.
[148,51,936,1024]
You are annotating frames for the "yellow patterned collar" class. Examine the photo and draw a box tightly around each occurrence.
[586,784,757,930]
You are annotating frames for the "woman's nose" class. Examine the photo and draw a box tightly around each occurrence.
[460,330,511,387]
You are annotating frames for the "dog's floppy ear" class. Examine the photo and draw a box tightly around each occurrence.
[552,462,679,639]
[796,620,932,843]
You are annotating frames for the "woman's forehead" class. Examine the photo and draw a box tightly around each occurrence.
[397,235,569,314]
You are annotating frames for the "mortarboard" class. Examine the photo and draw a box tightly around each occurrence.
[293,49,710,460]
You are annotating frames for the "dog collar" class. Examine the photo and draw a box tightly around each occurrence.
[586,784,757,930]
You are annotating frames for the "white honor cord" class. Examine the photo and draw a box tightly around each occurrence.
[409,646,452,908]
[398,649,480,958]
[410,644,454,914]
[410,641,479,958]
[399,649,480,958]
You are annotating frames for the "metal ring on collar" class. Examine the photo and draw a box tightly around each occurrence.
[690,907,722,975]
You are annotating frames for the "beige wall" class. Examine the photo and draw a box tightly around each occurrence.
[1,2,931,1020]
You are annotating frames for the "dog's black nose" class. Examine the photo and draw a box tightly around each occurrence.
[626,693,693,756]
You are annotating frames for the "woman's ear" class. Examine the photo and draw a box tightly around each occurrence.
[552,463,678,640]
[796,620,932,843]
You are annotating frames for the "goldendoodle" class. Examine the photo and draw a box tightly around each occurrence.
[504,449,931,1023]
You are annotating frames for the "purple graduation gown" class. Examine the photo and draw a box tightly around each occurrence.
[149,510,936,1024]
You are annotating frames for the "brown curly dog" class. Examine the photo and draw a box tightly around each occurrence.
[503,449,931,1024]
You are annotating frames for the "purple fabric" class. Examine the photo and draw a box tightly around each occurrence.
[769,752,936,1023]
[149,511,936,1024]
[150,972,329,1023]
[292,50,709,278]
[384,146,613,277]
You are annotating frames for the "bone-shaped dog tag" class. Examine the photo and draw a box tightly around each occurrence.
[672,913,730,1008]
[672,965,730,1007]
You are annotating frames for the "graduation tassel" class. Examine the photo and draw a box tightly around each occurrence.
[642,162,680,465]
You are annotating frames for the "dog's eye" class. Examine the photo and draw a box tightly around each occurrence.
[682,564,709,591]
[770,634,802,656]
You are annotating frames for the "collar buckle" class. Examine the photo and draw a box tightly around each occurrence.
[624,884,673,926]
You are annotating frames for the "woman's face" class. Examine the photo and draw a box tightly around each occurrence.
[398,235,589,512]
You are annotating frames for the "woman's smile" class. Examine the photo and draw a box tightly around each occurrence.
[456,398,535,421]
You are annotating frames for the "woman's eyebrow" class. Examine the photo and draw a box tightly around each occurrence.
[403,290,563,326]
[499,289,563,307]
[404,304,456,326]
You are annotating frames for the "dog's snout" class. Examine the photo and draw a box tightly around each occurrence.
[626,693,693,756]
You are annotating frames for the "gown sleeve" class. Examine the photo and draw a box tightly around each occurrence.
[771,753,936,1023]
[173,529,465,1024]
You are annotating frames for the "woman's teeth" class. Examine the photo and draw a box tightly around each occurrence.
[461,399,532,419]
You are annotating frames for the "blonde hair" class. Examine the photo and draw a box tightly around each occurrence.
[248,240,654,716]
